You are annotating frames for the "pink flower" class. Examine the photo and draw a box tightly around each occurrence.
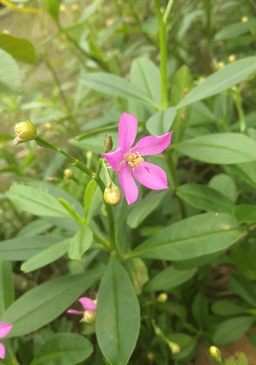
[67,293,97,324]
[0,322,13,359]
[102,112,172,204]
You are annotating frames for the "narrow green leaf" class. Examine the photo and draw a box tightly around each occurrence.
[96,256,140,365]
[145,266,196,291]
[17,219,54,237]
[46,0,62,22]
[229,274,256,307]
[0,34,35,64]
[0,48,21,93]
[215,19,256,41]
[84,179,97,219]
[21,239,70,273]
[146,107,177,136]
[129,213,243,261]
[0,134,13,142]
[7,185,71,218]
[177,57,256,108]
[192,293,208,329]
[58,198,85,225]
[0,236,64,261]
[31,333,93,365]
[1,269,103,337]
[212,301,247,316]
[175,133,256,164]
[68,226,93,260]
[80,73,157,107]
[127,190,167,229]
[176,184,234,213]
[0,259,15,318]
[213,316,255,344]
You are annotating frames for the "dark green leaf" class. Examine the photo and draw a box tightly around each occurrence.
[213,316,255,344]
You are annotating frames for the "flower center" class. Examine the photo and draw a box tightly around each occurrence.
[124,151,144,171]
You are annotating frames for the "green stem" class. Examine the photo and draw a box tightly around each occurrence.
[153,0,168,110]
[35,136,116,248]
[167,149,186,219]
[163,0,174,24]
[233,88,247,134]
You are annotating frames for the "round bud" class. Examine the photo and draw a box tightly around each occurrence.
[104,134,113,152]
[81,310,96,325]
[209,346,222,362]
[241,16,248,23]
[104,185,122,206]
[157,293,168,303]
[14,119,37,145]
[228,54,236,63]
[63,168,74,180]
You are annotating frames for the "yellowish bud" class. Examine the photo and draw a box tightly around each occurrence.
[157,293,168,303]
[59,4,66,12]
[86,151,93,159]
[45,123,53,130]
[104,185,122,206]
[81,310,96,325]
[209,346,222,363]
[228,54,236,63]
[72,4,78,11]
[168,341,180,354]
[3,30,10,35]
[241,16,248,23]
[63,168,74,180]
[216,61,225,70]
[14,119,37,145]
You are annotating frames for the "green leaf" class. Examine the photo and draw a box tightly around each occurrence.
[0,34,35,64]
[21,239,70,273]
[177,57,256,108]
[129,213,243,261]
[30,333,93,365]
[0,236,64,261]
[80,73,157,107]
[0,48,21,93]
[46,0,62,22]
[1,269,103,337]
[84,179,97,219]
[0,259,14,318]
[212,300,247,316]
[58,198,84,225]
[96,255,140,365]
[175,133,256,164]
[146,107,177,136]
[229,273,256,307]
[130,56,161,105]
[173,251,221,270]
[213,316,255,344]
[0,134,13,142]
[209,174,236,202]
[228,161,256,188]
[176,184,234,213]
[215,18,256,41]
[7,185,71,218]
[246,332,256,350]
[187,101,216,126]
[145,266,196,291]
[225,352,248,365]
[127,190,168,229]
[233,205,256,225]
[231,242,256,281]
[68,226,93,260]
[192,293,208,329]
[17,219,54,237]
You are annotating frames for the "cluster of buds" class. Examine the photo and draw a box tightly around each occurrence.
[13,118,37,146]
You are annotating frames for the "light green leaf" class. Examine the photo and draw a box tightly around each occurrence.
[145,266,196,291]
[0,48,21,93]
[129,213,243,261]
[215,18,256,41]
[96,256,140,365]
[17,219,54,237]
[1,269,103,337]
[0,259,14,318]
[0,34,35,64]
[127,190,168,229]
[146,107,177,136]
[84,179,97,219]
[228,161,256,188]
[212,300,247,316]
[229,274,256,307]
[80,73,157,107]
[0,236,64,261]
[46,0,62,21]
[21,239,70,273]
[31,333,93,365]
[187,101,216,126]
[177,57,256,108]
[176,183,234,213]
[213,316,255,344]
[209,174,236,202]
[68,226,93,260]
[175,133,256,164]
[233,205,256,225]
[7,185,71,218]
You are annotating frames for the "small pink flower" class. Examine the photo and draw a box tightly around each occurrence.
[102,112,172,204]
[0,322,13,359]
[67,293,97,324]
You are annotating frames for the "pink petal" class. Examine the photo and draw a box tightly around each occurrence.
[119,163,138,205]
[79,297,96,311]
[132,162,168,190]
[0,342,5,359]
[95,293,98,299]
[0,323,12,339]
[102,148,124,171]
[118,113,138,153]
[130,131,172,156]
[67,309,84,315]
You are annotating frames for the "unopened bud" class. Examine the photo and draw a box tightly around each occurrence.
[45,123,53,130]
[228,54,236,63]
[14,119,37,145]
[72,4,78,11]
[104,185,122,206]
[81,310,96,325]
[209,346,222,363]
[168,341,180,354]
[241,16,248,23]
[59,4,66,12]
[63,168,74,180]
[157,293,168,303]
[216,61,225,70]
[46,177,60,182]
[104,134,113,152]
[3,30,10,35]
[147,353,154,360]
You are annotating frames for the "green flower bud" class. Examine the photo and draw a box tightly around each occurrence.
[14,118,37,145]
[104,134,113,152]
[157,293,168,303]
[63,168,74,180]
[81,310,96,325]
[209,346,222,363]
[104,185,122,206]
